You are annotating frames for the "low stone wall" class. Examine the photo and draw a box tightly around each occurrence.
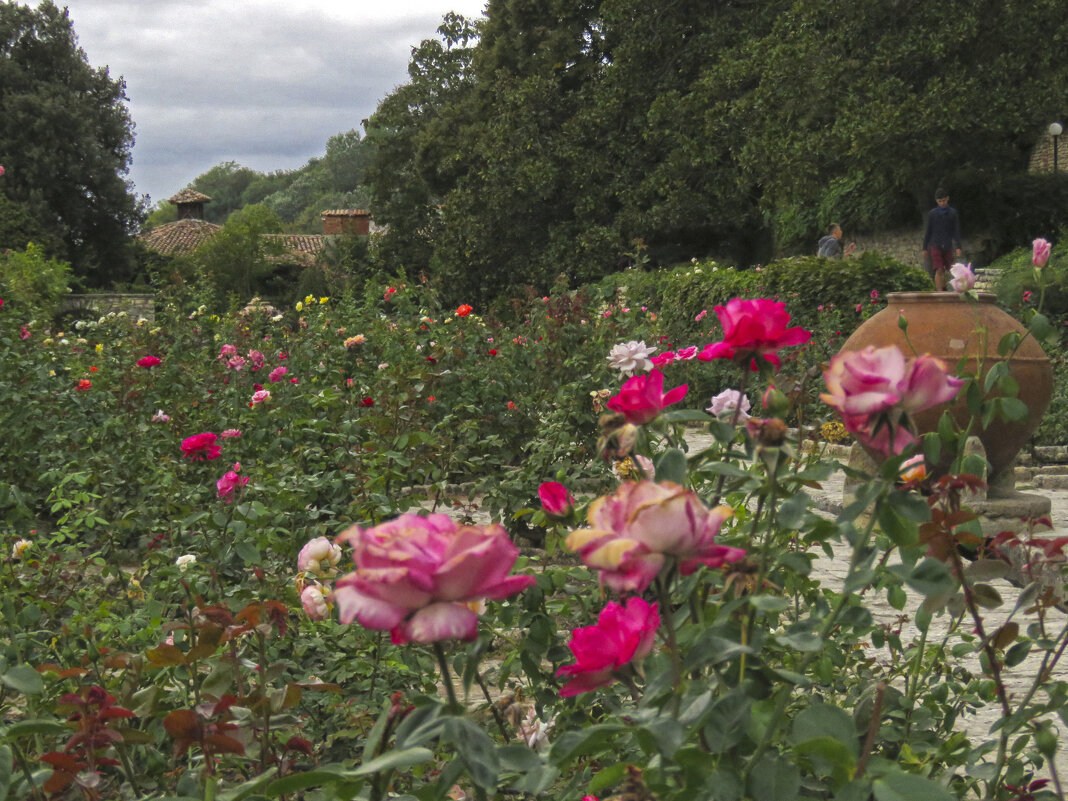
[850,227,990,269]
[59,293,155,322]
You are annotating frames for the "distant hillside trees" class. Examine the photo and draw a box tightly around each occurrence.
[149,130,375,234]
[0,0,145,284]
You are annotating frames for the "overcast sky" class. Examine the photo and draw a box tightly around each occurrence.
[49,0,488,207]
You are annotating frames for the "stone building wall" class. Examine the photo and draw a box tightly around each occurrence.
[1028,132,1066,174]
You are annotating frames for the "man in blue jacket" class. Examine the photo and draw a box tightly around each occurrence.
[922,188,962,290]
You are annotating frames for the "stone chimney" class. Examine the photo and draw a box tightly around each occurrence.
[321,209,371,236]
[168,189,213,220]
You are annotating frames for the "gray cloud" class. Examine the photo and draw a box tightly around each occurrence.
[50,0,487,205]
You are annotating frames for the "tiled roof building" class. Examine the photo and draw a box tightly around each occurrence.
[139,218,223,256]
[139,189,370,262]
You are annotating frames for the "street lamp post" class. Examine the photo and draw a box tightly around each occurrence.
[1051,122,1063,173]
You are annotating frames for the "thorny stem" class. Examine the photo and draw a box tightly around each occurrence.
[655,574,683,714]
[434,642,459,709]
[948,545,1011,801]
[11,742,44,801]
[710,370,750,507]
[474,669,510,741]
[742,508,880,783]
[855,683,886,779]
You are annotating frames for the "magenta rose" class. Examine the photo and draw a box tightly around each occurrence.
[566,481,743,593]
[180,432,222,461]
[1033,238,1052,268]
[606,369,688,425]
[334,514,535,644]
[268,365,288,382]
[136,355,161,368]
[216,462,249,501]
[697,298,812,370]
[556,597,659,697]
[538,481,575,521]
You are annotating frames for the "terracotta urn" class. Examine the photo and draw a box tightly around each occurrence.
[837,292,1052,480]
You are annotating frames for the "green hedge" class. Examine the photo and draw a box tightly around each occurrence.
[599,250,931,344]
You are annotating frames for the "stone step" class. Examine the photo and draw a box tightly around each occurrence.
[1034,474,1068,491]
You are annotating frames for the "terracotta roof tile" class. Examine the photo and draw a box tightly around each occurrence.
[138,219,222,255]
[168,189,213,205]
[320,209,369,217]
[264,234,326,255]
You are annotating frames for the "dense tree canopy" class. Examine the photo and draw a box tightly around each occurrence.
[0,1,144,283]
[366,0,1068,304]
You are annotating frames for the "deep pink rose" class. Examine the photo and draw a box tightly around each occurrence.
[538,481,575,520]
[697,298,812,370]
[216,462,249,500]
[606,369,688,425]
[181,432,222,461]
[566,481,743,593]
[137,355,161,368]
[821,345,964,457]
[19,326,30,340]
[218,344,237,360]
[1034,238,1052,268]
[556,597,659,698]
[268,365,288,382]
[334,514,535,644]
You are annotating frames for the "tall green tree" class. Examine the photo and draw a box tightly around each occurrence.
[191,204,286,301]
[0,1,144,283]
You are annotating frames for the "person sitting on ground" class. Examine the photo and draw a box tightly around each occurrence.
[922,188,962,291]
[817,223,856,259]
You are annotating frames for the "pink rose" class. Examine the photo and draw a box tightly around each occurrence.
[697,298,811,371]
[137,355,161,368]
[538,481,575,520]
[268,365,288,382]
[606,369,688,425]
[566,481,743,593]
[298,536,342,577]
[1033,238,1052,268]
[334,514,535,644]
[216,462,249,501]
[948,263,975,293]
[821,345,964,457]
[301,584,330,621]
[19,326,30,340]
[706,388,751,421]
[218,344,237,360]
[220,428,241,439]
[181,432,221,461]
[556,597,659,698]
[247,350,266,370]
[250,389,271,406]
